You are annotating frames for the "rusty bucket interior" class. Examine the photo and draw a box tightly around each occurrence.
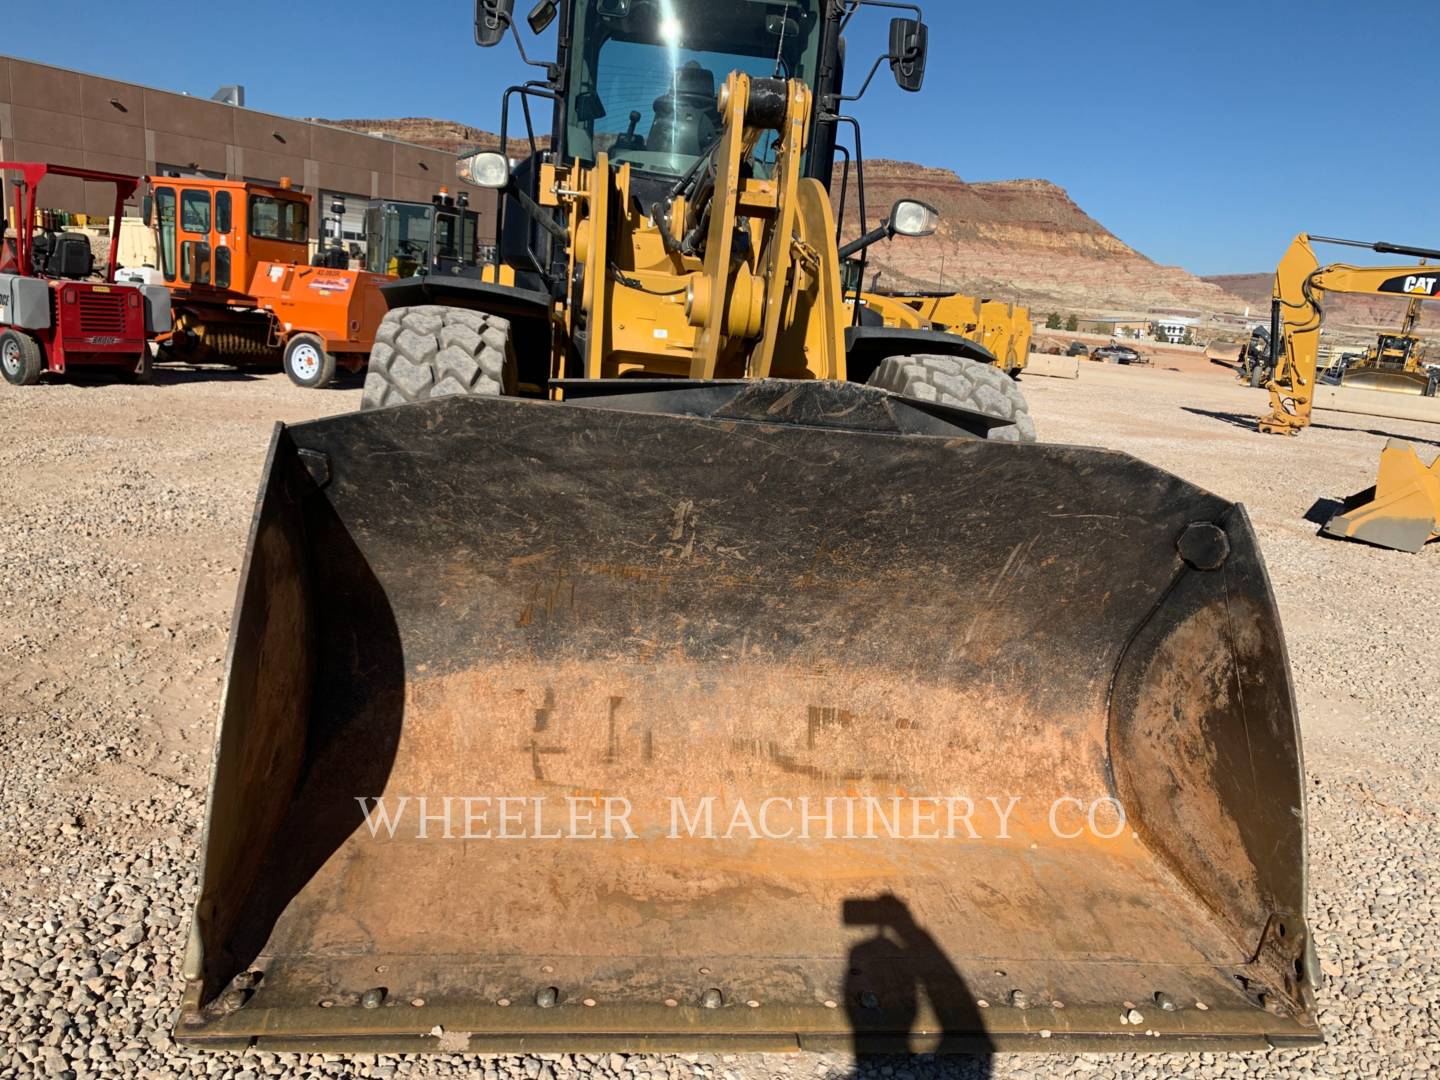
[179,382,1320,1053]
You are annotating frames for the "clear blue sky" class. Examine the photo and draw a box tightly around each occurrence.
[7,1,1437,275]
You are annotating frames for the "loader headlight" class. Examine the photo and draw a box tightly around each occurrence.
[465,151,512,190]
[889,199,940,239]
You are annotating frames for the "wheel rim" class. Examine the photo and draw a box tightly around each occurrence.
[290,343,321,381]
[1,338,20,376]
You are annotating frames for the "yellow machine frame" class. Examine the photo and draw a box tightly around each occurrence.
[1260,233,1440,434]
[537,73,845,387]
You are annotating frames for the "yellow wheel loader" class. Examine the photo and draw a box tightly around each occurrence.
[856,288,1032,379]
[179,0,1319,1054]
[1340,291,1434,397]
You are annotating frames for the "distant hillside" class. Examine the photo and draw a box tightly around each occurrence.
[307,116,540,158]
[837,161,1247,316]
[317,116,1251,317]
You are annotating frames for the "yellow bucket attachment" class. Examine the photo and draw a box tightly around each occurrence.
[1324,439,1440,553]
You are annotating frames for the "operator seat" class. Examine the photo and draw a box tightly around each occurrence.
[647,61,721,159]
[47,233,95,279]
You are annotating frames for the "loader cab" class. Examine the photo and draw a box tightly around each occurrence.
[471,0,929,302]
[1373,333,1418,369]
[147,176,309,294]
[563,0,826,180]
[363,195,482,279]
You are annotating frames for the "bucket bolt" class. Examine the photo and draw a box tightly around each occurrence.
[536,986,560,1008]
[700,988,724,1009]
[1154,991,1176,1011]
[1177,522,1230,570]
[361,987,387,1009]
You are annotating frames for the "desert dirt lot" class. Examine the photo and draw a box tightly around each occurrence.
[1,359,1437,1080]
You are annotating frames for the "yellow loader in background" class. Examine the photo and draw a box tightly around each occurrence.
[858,289,1032,378]
[178,0,1318,1054]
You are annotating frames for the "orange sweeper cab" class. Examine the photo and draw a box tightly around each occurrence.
[142,176,389,388]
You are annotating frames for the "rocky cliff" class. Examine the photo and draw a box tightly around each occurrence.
[834,161,1246,316]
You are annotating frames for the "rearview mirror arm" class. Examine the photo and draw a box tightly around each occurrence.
[833,0,924,103]
[837,222,889,261]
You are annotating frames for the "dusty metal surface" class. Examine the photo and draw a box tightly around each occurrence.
[179,382,1317,1052]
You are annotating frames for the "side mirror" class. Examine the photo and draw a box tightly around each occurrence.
[767,14,799,38]
[888,17,928,92]
[574,90,607,122]
[474,0,515,47]
[141,194,153,226]
[527,0,557,33]
[462,151,512,190]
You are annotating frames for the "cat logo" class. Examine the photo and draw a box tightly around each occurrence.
[1403,274,1438,295]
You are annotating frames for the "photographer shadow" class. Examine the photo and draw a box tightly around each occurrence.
[841,893,994,1077]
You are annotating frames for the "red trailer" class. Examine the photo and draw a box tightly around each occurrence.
[0,162,170,385]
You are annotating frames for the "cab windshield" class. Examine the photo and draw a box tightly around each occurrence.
[566,0,823,179]
[366,202,434,275]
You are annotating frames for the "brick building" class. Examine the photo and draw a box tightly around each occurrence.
[0,56,494,251]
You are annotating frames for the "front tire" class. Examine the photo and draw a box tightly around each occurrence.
[867,354,1037,442]
[0,329,44,386]
[361,306,517,411]
[284,333,336,389]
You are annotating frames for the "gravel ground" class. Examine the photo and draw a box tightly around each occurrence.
[1,360,1437,1079]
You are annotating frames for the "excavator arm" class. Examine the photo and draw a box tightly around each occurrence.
[1262,234,1440,550]
[1259,233,1440,433]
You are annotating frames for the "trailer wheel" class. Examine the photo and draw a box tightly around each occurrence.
[867,354,1037,442]
[284,333,336,389]
[0,329,43,386]
[1249,363,1268,388]
[361,306,516,411]
[120,347,154,385]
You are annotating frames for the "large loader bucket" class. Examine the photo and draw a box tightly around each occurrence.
[179,380,1319,1054]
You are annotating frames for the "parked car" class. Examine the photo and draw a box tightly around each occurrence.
[1065,340,1090,356]
[1091,344,1142,365]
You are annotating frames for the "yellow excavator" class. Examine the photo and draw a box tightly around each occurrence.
[1259,233,1440,551]
[178,0,1317,1054]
